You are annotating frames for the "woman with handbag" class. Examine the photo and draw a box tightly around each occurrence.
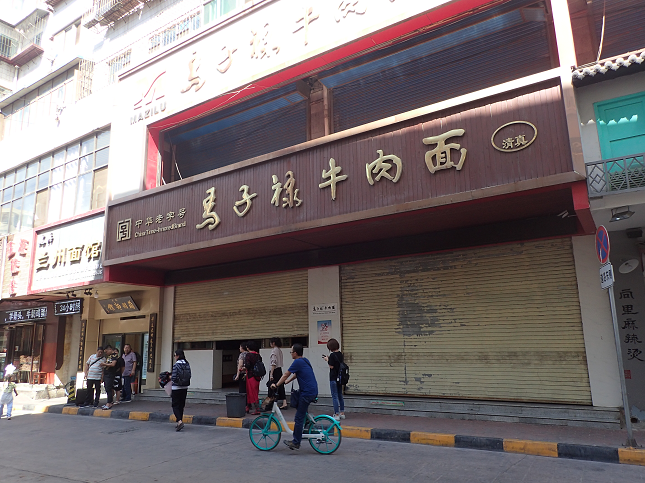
[1,375,18,420]
[234,342,248,411]
[322,338,345,421]
[269,337,287,409]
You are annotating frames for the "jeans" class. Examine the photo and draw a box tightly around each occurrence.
[0,400,13,418]
[330,381,344,414]
[86,379,102,406]
[122,375,133,400]
[292,393,316,445]
[171,389,188,422]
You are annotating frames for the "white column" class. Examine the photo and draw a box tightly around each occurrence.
[573,235,622,407]
[307,266,341,396]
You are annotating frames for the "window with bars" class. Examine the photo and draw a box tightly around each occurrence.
[107,50,131,85]
[0,130,110,235]
[148,13,201,54]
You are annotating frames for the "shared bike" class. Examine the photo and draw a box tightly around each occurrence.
[249,399,342,454]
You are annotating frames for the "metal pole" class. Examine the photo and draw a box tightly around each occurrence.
[608,285,637,447]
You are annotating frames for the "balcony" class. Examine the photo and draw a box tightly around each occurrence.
[82,0,146,28]
[586,153,645,197]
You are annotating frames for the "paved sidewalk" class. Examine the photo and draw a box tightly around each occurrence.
[34,397,645,466]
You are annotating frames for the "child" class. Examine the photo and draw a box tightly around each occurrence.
[1,375,18,420]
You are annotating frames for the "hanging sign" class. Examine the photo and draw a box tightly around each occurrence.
[54,299,83,316]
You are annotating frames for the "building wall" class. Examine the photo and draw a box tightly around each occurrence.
[576,71,645,163]
[573,235,622,407]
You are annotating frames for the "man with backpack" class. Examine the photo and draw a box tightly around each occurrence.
[171,349,191,431]
[120,344,137,402]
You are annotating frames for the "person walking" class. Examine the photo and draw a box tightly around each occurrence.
[269,337,287,409]
[244,340,261,415]
[1,375,18,420]
[171,349,191,431]
[234,342,248,396]
[83,347,105,407]
[322,338,345,421]
[100,345,118,410]
[120,344,137,402]
[271,343,318,450]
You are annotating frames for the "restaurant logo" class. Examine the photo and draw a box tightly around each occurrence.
[131,71,167,125]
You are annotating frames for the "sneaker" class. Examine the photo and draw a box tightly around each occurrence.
[340,413,346,420]
[332,414,341,421]
[7,417,10,420]
[283,440,300,450]
[176,421,184,432]
[101,405,111,410]
[122,399,132,403]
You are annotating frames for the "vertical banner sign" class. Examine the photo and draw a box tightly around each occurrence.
[77,319,87,372]
[147,313,157,373]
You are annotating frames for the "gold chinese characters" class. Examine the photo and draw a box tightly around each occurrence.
[319,158,347,201]
[366,150,402,185]
[491,121,537,153]
[423,129,467,174]
[272,171,302,208]
[196,187,221,230]
[234,185,258,217]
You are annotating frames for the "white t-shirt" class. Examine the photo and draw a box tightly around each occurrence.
[86,354,105,380]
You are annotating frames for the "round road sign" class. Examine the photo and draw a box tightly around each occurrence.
[596,225,610,264]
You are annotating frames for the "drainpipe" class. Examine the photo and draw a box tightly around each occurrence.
[13,65,20,90]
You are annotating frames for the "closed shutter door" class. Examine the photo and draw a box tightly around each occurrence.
[174,271,308,342]
[341,238,591,404]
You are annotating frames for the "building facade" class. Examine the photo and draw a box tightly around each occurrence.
[1,0,643,422]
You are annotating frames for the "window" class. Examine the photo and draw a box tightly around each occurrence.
[0,129,110,235]
[204,0,244,24]
[148,14,201,54]
[595,91,645,159]
[107,50,131,85]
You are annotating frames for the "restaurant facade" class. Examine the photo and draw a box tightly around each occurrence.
[95,0,626,416]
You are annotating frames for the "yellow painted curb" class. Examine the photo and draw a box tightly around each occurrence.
[62,407,78,415]
[342,426,372,440]
[503,439,558,458]
[217,417,244,428]
[94,409,112,418]
[619,448,645,466]
[129,412,150,421]
[170,414,192,423]
[410,432,455,447]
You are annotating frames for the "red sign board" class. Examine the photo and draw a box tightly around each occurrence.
[595,225,610,264]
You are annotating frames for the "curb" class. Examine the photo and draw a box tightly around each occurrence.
[46,406,645,466]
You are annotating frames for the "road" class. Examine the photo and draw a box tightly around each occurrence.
[0,413,642,482]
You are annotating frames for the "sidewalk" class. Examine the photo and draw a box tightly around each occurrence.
[36,397,645,466]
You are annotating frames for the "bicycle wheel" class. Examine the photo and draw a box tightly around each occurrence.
[249,414,282,451]
[307,415,342,454]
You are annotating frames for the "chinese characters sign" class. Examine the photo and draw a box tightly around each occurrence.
[106,84,571,264]
[3,306,47,324]
[54,299,83,316]
[31,215,104,292]
[2,234,31,298]
[98,296,140,315]
[147,313,157,373]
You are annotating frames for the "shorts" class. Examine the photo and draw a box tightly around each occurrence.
[113,375,123,391]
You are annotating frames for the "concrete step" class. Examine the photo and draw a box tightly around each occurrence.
[137,389,621,429]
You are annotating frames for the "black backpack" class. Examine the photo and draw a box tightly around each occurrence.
[253,357,266,381]
[134,352,142,371]
[337,361,350,386]
[175,361,191,386]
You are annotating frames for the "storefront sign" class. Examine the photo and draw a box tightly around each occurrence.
[31,215,105,292]
[147,313,157,373]
[98,296,139,314]
[312,303,338,316]
[3,306,47,323]
[2,233,31,298]
[54,299,83,316]
[77,319,87,372]
[120,0,466,129]
[105,83,571,266]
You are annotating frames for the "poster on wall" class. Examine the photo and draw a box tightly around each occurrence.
[317,320,331,345]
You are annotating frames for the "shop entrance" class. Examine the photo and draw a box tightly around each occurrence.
[101,332,147,391]
[5,324,44,384]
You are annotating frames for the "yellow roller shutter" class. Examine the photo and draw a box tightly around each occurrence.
[174,270,308,342]
[341,238,591,404]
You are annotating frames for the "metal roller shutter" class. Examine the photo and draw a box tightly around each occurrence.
[341,238,592,404]
[174,271,308,342]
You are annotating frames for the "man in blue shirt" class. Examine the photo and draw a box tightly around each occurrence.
[271,343,318,450]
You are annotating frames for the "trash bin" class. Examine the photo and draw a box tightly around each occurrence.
[226,393,247,418]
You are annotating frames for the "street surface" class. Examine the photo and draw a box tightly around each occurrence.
[0,413,642,482]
